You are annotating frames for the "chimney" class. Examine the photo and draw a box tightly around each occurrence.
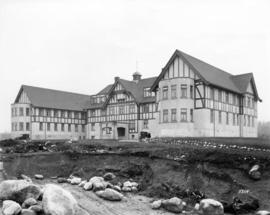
[114,76,120,82]
[132,72,142,83]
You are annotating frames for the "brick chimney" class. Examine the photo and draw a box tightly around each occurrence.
[132,72,141,83]
[114,76,120,82]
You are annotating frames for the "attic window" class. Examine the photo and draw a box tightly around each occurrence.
[143,88,151,97]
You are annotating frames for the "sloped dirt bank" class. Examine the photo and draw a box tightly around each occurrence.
[2,149,270,214]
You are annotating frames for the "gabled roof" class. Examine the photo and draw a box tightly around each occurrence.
[15,85,91,111]
[152,49,261,100]
[97,84,113,95]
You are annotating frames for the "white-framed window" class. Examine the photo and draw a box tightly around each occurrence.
[26,122,30,131]
[180,85,187,98]
[19,122,24,131]
[143,120,148,129]
[180,108,187,122]
[171,109,177,122]
[47,123,50,131]
[19,107,24,116]
[91,123,95,131]
[39,122,43,131]
[162,86,168,100]
[210,110,214,123]
[163,109,168,123]
[171,85,177,99]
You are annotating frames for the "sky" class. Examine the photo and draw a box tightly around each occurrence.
[0,0,270,132]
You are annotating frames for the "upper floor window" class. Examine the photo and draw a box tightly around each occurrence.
[61,123,65,131]
[119,106,125,114]
[171,109,177,122]
[68,111,72,118]
[181,85,187,98]
[74,112,79,119]
[218,90,222,102]
[19,107,24,116]
[45,109,50,117]
[233,95,236,105]
[90,110,95,117]
[142,104,149,113]
[163,109,168,123]
[47,123,51,131]
[14,108,17,116]
[247,97,251,108]
[61,111,65,118]
[109,107,115,115]
[180,108,187,122]
[233,114,236,125]
[54,123,58,131]
[129,104,135,113]
[101,110,106,116]
[218,111,222,123]
[190,86,194,99]
[143,88,152,97]
[171,85,177,99]
[225,92,229,103]
[54,110,58,117]
[143,120,148,129]
[39,109,44,116]
[162,86,168,100]
[210,88,214,100]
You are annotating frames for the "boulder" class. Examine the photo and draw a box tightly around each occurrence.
[83,182,93,191]
[103,172,116,181]
[161,197,186,213]
[70,177,82,185]
[42,184,78,215]
[123,181,133,188]
[28,205,43,213]
[0,180,42,204]
[78,180,87,187]
[34,174,44,180]
[112,185,121,192]
[199,199,224,215]
[151,200,162,209]
[122,186,132,192]
[95,188,123,201]
[2,200,22,215]
[232,192,259,214]
[249,165,261,180]
[89,176,107,191]
[20,209,36,215]
[57,177,68,183]
[256,211,270,215]
[22,198,37,208]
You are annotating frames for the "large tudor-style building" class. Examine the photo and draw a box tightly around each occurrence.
[11,50,261,140]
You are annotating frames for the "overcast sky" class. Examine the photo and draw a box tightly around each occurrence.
[0,0,270,132]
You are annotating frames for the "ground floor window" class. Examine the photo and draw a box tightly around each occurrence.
[39,122,43,131]
[190,109,194,122]
[61,123,65,132]
[19,122,24,131]
[54,123,58,131]
[75,124,78,132]
[91,123,95,131]
[47,123,50,131]
[210,110,214,123]
[218,111,222,124]
[68,124,71,132]
[226,112,229,125]
[171,109,177,122]
[26,122,30,131]
[143,120,149,129]
[106,127,112,134]
[180,108,187,122]
[129,120,136,133]
[163,109,168,123]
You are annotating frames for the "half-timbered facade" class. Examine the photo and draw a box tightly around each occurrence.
[11,49,261,139]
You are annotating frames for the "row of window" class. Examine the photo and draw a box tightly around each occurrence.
[143,88,155,97]
[11,122,30,131]
[162,85,193,100]
[210,110,255,127]
[35,108,86,119]
[39,123,85,132]
[162,108,193,123]
[11,107,30,117]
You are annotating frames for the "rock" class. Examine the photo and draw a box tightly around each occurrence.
[112,185,121,192]
[57,177,68,183]
[0,180,42,204]
[103,172,116,181]
[161,197,186,213]
[70,177,82,185]
[122,186,132,192]
[131,186,138,192]
[130,182,139,187]
[28,205,43,213]
[2,200,22,215]
[256,211,270,215]
[78,180,87,187]
[20,209,36,215]
[232,192,259,214]
[249,165,261,180]
[34,174,44,180]
[199,199,224,215]
[89,176,107,191]
[123,181,133,188]
[42,184,78,215]
[83,182,93,191]
[20,175,32,183]
[95,188,123,201]
[151,200,162,209]
[22,198,37,208]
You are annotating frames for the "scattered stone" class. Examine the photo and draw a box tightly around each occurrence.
[151,200,162,209]
[28,205,43,213]
[20,209,36,215]
[256,211,270,215]
[42,184,78,215]
[83,182,93,191]
[123,181,133,188]
[70,177,82,185]
[112,185,121,192]
[0,180,42,204]
[2,200,22,215]
[79,180,87,187]
[34,174,44,180]
[161,197,186,213]
[249,165,261,180]
[57,177,68,183]
[22,198,37,208]
[199,199,224,215]
[95,188,123,201]
[103,172,116,181]
[122,186,132,192]
[89,176,107,191]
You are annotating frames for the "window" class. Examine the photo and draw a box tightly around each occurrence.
[68,124,71,132]
[171,85,177,99]
[61,123,65,132]
[218,90,222,102]
[129,105,135,113]
[54,110,58,117]
[19,122,24,131]
[26,123,30,131]
[54,123,58,131]
[109,107,115,115]
[210,110,214,123]
[14,108,17,116]
[68,111,72,118]
[226,112,229,125]
[181,85,187,98]
[90,110,95,117]
[75,124,78,132]
[91,123,95,131]
[101,110,106,116]
[233,114,236,125]
[210,88,214,100]
[218,111,222,123]
[14,123,17,131]
[171,109,177,122]
[106,127,112,134]
[180,108,187,122]
[61,111,65,118]
[162,86,168,100]
[143,88,151,97]
[190,86,194,99]
[82,125,85,132]
[129,121,136,132]
[19,108,24,116]
[119,106,125,114]
[74,112,79,119]
[244,115,246,126]
[190,109,194,122]
[47,123,50,131]
[225,92,229,103]
[248,116,250,127]
[26,108,30,116]
[163,109,168,123]
[39,122,43,131]
[237,114,239,126]
[252,117,255,127]
[142,104,149,113]
[143,120,148,129]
